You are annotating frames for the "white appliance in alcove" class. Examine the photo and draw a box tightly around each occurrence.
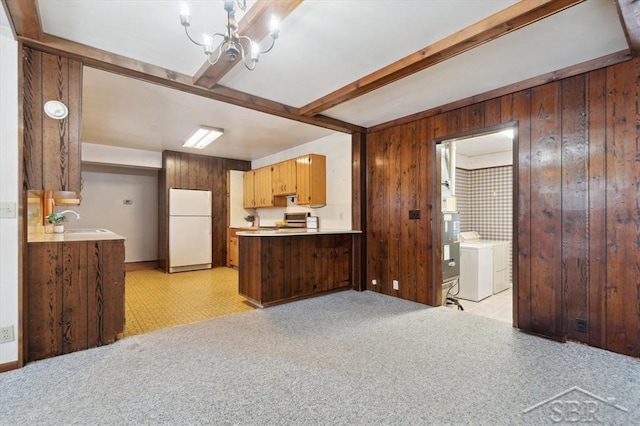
[169,188,212,273]
[458,231,510,301]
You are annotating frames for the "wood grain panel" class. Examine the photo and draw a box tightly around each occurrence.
[512,90,532,330]
[416,118,432,305]
[101,240,125,343]
[22,47,43,190]
[367,130,390,293]
[605,59,640,357]
[86,240,102,348]
[484,97,502,127]
[388,127,401,296]
[530,82,563,337]
[586,68,607,349]
[62,241,87,354]
[27,243,62,361]
[399,122,418,301]
[560,74,589,343]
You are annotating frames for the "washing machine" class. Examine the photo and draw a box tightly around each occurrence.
[458,231,510,301]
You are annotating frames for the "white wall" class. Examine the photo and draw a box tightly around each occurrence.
[251,133,352,230]
[229,170,254,228]
[0,24,19,364]
[82,143,162,169]
[67,164,159,262]
[457,151,512,169]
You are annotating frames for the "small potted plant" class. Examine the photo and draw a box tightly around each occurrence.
[244,215,255,227]
[46,212,67,233]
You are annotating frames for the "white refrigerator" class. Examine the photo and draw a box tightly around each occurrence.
[169,188,212,273]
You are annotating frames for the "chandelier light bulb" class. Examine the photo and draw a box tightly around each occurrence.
[270,15,279,36]
[180,2,189,17]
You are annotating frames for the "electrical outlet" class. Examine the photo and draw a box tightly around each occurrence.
[576,318,587,333]
[409,209,421,219]
[393,280,399,290]
[371,279,377,286]
[0,325,14,343]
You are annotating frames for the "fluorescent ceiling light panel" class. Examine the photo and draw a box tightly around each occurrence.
[182,126,224,149]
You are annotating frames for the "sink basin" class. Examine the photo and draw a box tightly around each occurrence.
[64,229,109,234]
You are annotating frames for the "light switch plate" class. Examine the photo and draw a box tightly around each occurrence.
[0,202,16,218]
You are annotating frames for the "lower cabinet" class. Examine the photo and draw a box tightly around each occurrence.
[238,233,352,307]
[27,239,125,362]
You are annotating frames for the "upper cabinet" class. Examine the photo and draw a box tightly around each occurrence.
[243,154,326,209]
[244,167,286,209]
[272,159,297,196]
[296,154,326,207]
[243,170,256,208]
[22,47,82,193]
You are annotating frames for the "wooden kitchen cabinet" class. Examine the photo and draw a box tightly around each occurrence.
[296,154,326,207]
[272,159,297,196]
[27,239,125,362]
[228,229,240,268]
[22,47,83,192]
[243,170,256,208]
[244,167,286,208]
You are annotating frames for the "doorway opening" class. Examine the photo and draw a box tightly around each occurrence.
[437,125,516,325]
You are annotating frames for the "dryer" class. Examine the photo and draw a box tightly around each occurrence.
[459,232,510,301]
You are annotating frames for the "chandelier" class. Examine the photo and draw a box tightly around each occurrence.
[180,0,280,71]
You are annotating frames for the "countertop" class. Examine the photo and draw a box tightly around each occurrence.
[28,228,126,243]
[236,228,362,237]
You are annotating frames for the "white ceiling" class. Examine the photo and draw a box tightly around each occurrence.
[26,1,633,160]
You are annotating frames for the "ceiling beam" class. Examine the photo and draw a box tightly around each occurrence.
[1,0,42,40]
[615,0,640,56]
[299,0,585,117]
[15,34,362,134]
[192,0,303,89]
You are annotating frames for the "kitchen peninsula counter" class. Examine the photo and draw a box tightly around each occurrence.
[238,229,361,307]
[237,228,361,237]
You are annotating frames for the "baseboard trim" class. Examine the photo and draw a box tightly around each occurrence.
[0,360,20,373]
[125,260,159,272]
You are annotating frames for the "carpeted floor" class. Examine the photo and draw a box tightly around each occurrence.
[1,290,638,425]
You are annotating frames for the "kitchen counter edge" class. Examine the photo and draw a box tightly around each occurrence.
[28,229,126,243]
[236,229,362,237]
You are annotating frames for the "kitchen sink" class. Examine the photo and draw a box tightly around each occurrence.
[64,229,109,234]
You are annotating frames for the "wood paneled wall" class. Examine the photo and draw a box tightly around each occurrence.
[366,58,640,357]
[158,151,250,271]
[22,47,82,192]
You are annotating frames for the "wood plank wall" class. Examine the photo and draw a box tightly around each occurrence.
[158,151,251,271]
[22,46,82,192]
[366,58,640,357]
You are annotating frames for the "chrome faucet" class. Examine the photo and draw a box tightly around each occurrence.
[59,209,81,219]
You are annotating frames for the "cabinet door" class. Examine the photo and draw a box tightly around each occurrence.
[296,154,326,207]
[243,170,256,208]
[272,159,297,195]
[229,236,239,267]
[254,167,272,207]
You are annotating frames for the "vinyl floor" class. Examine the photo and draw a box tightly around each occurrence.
[124,267,254,336]
[446,286,513,324]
